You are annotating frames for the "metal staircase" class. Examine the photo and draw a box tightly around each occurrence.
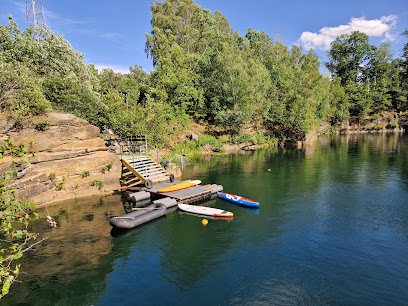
[120,136,174,189]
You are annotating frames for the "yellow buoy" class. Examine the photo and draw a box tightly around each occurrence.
[201,219,208,226]
[267,169,271,171]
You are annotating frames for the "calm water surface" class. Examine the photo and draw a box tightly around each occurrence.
[3,133,408,305]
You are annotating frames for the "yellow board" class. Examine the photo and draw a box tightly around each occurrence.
[157,180,200,193]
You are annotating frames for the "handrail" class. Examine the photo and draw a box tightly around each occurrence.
[147,142,172,165]
[119,136,172,167]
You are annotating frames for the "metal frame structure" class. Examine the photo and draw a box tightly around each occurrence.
[26,0,46,29]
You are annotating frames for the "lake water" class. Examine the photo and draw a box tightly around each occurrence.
[3,133,408,305]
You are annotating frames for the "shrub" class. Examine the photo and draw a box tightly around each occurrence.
[81,171,90,178]
[35,119,49,131]
[90,180,104,190]
[55,177,66,191]
[48,172,56,181]
[101,163,113,174]
[0,138,38,298]
[0,62,51,118]
[386,122,399,129]
[17,199,36,212]
[214,110,246,132]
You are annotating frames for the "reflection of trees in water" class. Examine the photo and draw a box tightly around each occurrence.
[3,195,126,305]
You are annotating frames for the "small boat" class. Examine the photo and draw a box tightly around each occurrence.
[178,203,234,218]
[217,192,260,208]
[157,180,201,193]
[110,203,166,229]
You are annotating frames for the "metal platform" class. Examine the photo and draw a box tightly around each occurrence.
[141,180,223,204]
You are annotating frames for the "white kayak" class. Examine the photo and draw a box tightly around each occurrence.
[178,203,234,218]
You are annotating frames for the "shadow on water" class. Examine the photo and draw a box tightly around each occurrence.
[2,132,408,305]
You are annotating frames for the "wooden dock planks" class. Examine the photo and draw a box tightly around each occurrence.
[141,180,223,204]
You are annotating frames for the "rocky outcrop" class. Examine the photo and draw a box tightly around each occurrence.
[0,113,121,206]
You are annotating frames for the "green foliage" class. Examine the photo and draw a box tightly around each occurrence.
[0,61,51,118]
[386,122,399,129]
[160,159,169,168]
[90,180,104,190]
[173,134,224,155]
[17,199,36,212]
[102,163,113,173]
[0,15,101,123]
[48,173,65,190]
[1,9,406,148]
[325,31,401,121]
[54,176,66,191]
[326,31,373,86]
[211,142,224,153]
[35,119,49,131]
[0,138,38,299]
[214,110,246,132]
[48,172,56,181]
[81,171,90,178]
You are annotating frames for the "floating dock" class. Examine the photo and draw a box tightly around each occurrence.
[141,180,223,204]
[111,180,223,229]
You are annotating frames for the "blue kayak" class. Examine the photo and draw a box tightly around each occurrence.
[217,192,260,208]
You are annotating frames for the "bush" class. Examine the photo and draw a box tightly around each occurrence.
[35,119,50,131]
[386,122,399,129]
[90,180,104,190]
[102,163,113,173]
[48,172,56,181]
[0,138,38,298]
[214,110,246,132]
[0,16,100,121]
[55,176,66,191]
[0,62,51,118]
[17,199,36,212]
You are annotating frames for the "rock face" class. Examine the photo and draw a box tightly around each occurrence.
[0,113,121,206]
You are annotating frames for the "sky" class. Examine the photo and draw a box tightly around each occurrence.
[1,0,408,74]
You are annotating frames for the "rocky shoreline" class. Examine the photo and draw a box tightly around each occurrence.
[1,113,121,207]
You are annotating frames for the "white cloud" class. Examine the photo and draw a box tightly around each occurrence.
[45,10,86,26]
[299,15,398,50]
[93,64,130,74]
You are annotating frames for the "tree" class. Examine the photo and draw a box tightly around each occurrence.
[0,139,40,299]
[326,31,374,86]
[401,30,408,88]
[0,15,103,125]
[326,31,397,119]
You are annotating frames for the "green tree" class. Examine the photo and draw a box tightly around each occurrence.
[0,139,39,298]
[326,31,396,119]
[0,15,103,125]
[326,31,374,86]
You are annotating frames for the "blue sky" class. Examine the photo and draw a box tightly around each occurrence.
[2,0,408,73]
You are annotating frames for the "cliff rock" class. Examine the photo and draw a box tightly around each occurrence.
[0,113,121,206]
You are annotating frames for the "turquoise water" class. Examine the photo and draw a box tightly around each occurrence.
[3,133,408,305]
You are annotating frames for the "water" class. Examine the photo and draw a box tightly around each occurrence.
[3,133,408,305]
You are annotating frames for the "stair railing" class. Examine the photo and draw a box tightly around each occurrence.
[120,135,172,168]
[146,142,172,167]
